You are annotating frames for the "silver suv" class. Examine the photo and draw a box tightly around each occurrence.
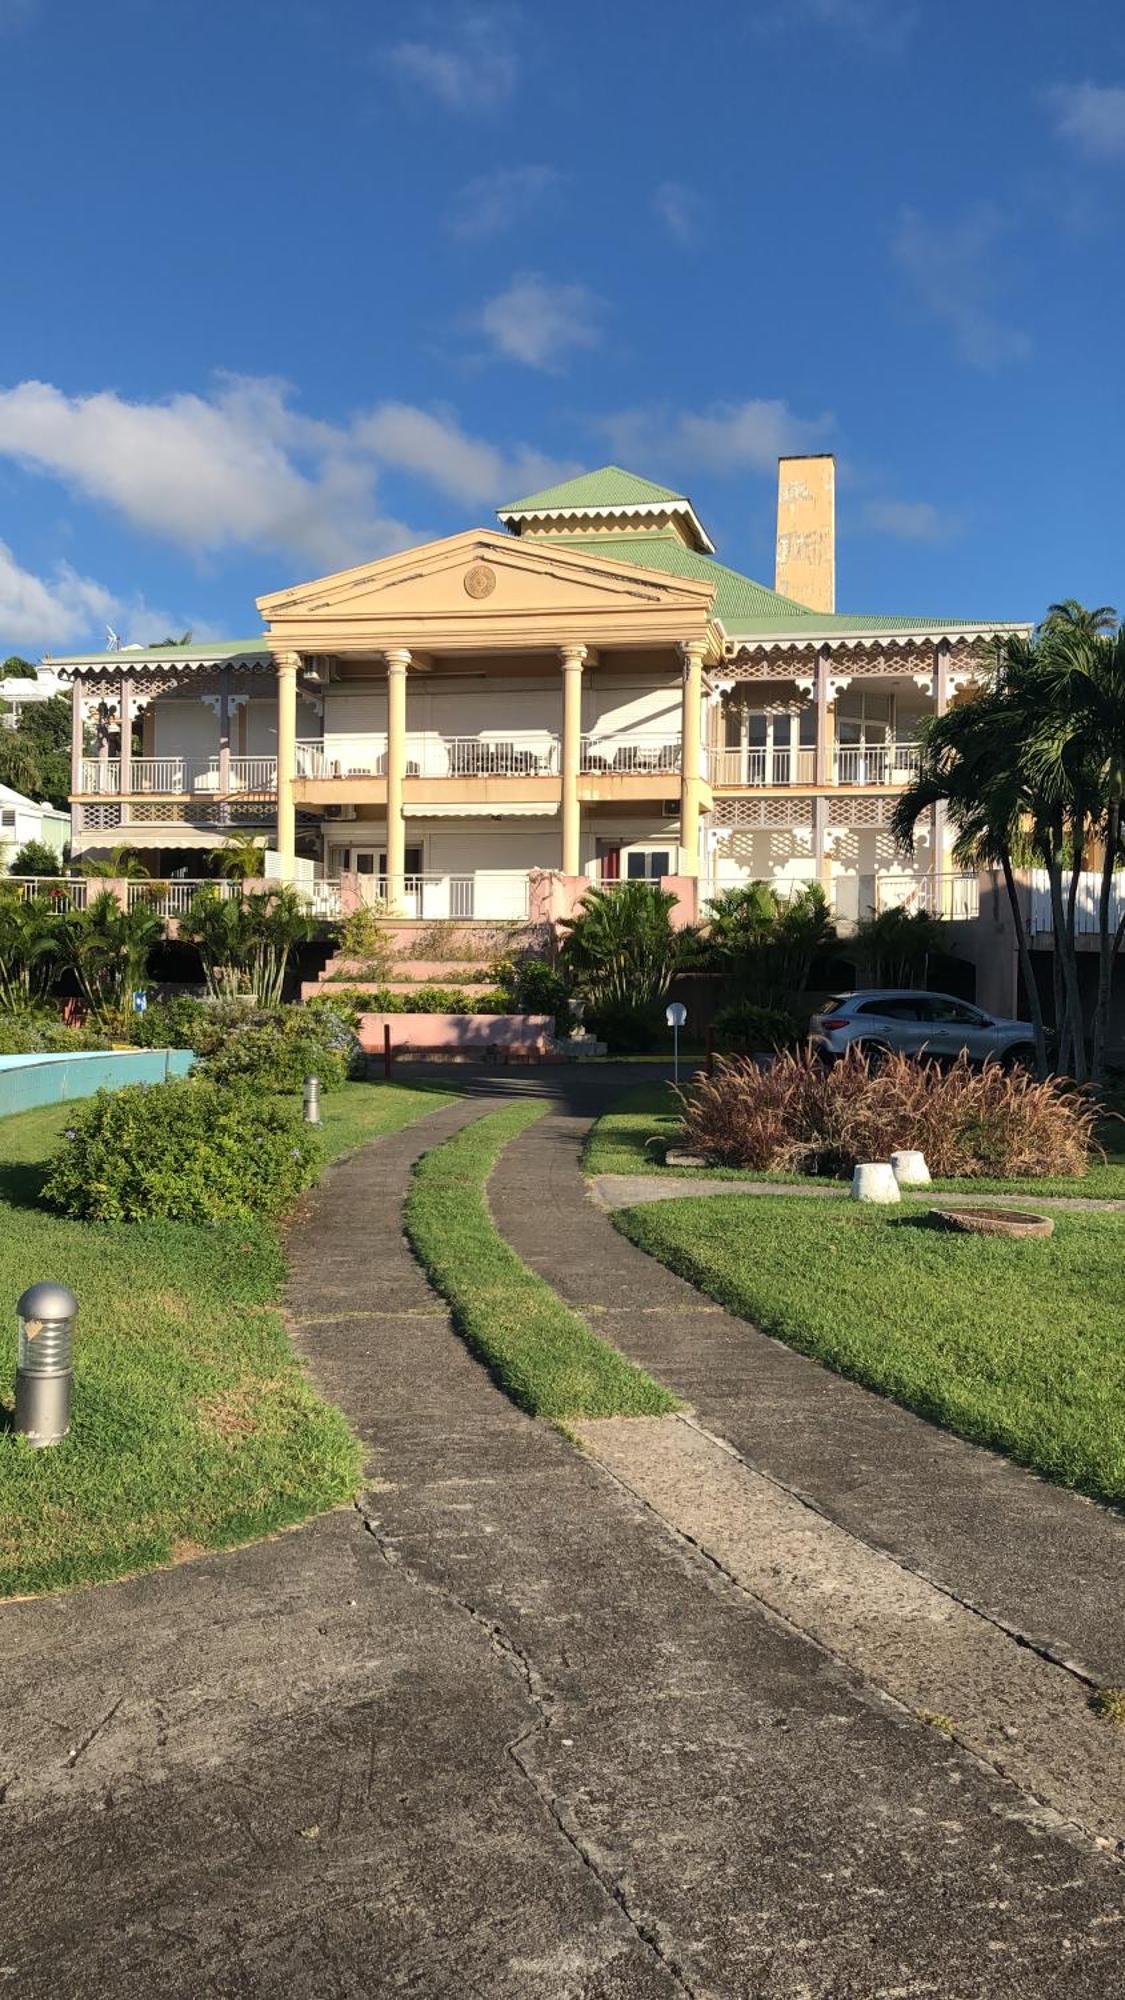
[809,990,1038,1066]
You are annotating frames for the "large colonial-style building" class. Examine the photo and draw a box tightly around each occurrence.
[48,459,1026,938]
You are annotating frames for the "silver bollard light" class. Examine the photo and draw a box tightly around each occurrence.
[302,1075,321,1126]
[15,1282,78,1448]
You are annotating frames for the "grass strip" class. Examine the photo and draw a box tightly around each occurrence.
[0,1080,456,1597]
[615,1193,1125,1504]
[585,1081,1125,1200]
[405,1100,677,1420]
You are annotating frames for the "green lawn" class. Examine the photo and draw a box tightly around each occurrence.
[585,1081,1125,1201]
[405,1100,677,1420]
[615,1193,1125,1504]
[0,1079,457,1597]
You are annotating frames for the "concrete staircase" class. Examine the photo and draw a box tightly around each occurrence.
[300,918,545,1004]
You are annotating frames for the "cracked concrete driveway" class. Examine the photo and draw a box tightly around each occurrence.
[1,1078,1124,1997]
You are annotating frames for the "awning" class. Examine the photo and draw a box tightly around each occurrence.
[400,801,558,818]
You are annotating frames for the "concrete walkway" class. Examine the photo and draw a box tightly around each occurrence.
[593,1171,1125,1213]
[1,1074,1124,1995]
[489,1080,1125,1685]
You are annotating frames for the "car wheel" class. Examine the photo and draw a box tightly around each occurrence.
[856,1041,892,1071]
[1002,1043,1037,1072]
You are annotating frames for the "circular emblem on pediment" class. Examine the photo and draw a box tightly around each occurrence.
[464,562,497,600]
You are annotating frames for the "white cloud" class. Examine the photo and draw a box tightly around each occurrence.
[753,0,918,54]
[891,205,1032,369]
[355,403,576,507]
[475,273,604,371]
[447,164,563,240]
[1047,82,1125,162]
[652,181,705,246]
[862,499,960,544]
[385,11,518,111]
[0,376,413,571]
[0,542,117,651]
[600,397,834,475]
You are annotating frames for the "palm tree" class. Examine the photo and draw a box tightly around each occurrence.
[560,881,681,1011]
[892,689,1051,1077]
[213,831,266,882]
[66,891,163,1019]
[1041,599,1119,640]
[80,845,151,881]
[1024,619,1125,1081]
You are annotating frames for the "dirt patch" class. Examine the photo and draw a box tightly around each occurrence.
[197,1378,286,1442]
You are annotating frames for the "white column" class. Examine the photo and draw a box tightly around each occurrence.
[119,674,133,801]
[385,648,410,904]
[560,644,586,877]
[275,653,298,871]
[933,640,949,899]
[679,639,706,878]
[218,666,232,803]
[70,681,84,797]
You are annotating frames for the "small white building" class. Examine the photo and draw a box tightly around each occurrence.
[0,669,66,730]
[0,783,71,868]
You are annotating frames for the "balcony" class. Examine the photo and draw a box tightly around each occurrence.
[708,741,922,788]
[578,735,681,776]
[78,756,278,797]
[298,734,560,780]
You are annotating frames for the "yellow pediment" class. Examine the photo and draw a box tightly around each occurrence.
[257,529,717,655]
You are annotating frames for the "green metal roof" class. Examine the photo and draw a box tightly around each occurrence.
[45,637,268,667]
[548,531,1004,639]
[498,465,689,513]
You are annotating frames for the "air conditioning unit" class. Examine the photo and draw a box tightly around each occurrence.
[323,803,357,821]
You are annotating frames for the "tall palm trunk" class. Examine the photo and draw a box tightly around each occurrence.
[1043,826,1086,1081]
[1092,798,1121,1084]
[998,851,1048,1077]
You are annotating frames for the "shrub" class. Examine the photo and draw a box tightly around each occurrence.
[0,1013,111,1054]
[679,1047,1098,1179]
[492,954,571,1031]
[7,840,62,878]
[197,1003,358,1092]
[588,1001,663,1054]
[42,1079,324,1223]
[129,994,257,1054]
[335,905,395,980]
[561,882,680,1012]
[713,1001,803,1054]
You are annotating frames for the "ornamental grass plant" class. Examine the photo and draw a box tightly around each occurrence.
[680,1047,1099,1180]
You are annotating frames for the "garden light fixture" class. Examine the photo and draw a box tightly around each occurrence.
[303,1075,321,1125]
[14,1281,78,1448]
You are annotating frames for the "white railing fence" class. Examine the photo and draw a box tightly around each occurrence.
[350,870,531,920]
[79,756,279,796]
[8,876,90,909]
[126,878,241,917]
[875,873,980,921]
[708,746,816,786]
[1027,868,1125,936]
[580,735,681,776]
[834,742,922,785]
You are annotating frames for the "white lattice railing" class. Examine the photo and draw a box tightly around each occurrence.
[580,735,681,776]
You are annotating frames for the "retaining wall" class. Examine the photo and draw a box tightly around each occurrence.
[0,1049,195,1118]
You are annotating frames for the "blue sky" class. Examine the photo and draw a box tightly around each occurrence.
[0,0,1122,654]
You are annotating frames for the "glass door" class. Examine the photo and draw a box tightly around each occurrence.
[836,692,893,783]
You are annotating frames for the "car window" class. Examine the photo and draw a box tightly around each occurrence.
[857,998,928,1021]
[928,998,987,1025]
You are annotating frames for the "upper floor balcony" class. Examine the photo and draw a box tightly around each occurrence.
[78,756,277,797]
[708,739,922,789]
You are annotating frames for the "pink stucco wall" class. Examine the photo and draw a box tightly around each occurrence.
[358,1012,553,1053]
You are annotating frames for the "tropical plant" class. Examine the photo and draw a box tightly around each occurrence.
[80,844,151,880]
[0,889,72,1011]
[1040,599,1118,640]
[65,891,163,1018]
[179,885,314,1005]
[704,881,834,1011]
[335,903,396,979]
[212,830,267,881]
[560,881,681,1011]
[679,1047,1098,1180]
[712,999,803,1053]
[7,839,62,878]
[851,906,948,988]
[198,1004,358,1093]
[0,691,71,807]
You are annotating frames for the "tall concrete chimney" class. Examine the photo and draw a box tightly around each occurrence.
[775,454,835,614]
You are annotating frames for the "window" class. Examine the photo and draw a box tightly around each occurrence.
[857,997,928,1021]
[0,810,15,829]
[626,850,671,880]
[927,997,987,1026]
